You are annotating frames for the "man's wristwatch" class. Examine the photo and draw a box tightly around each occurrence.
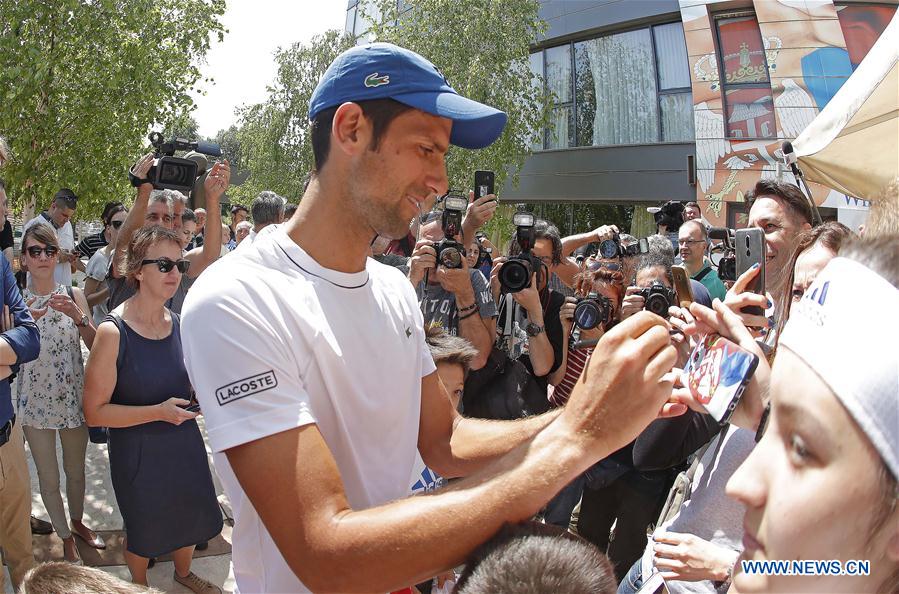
[76,314,89,328]
[525,321,545,337]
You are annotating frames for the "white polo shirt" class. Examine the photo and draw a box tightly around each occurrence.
[181,227,435,593]
[24,215,74,286]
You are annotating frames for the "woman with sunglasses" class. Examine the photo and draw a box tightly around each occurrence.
[84,205,128,326]
[17,224,102,564]
[83,226,222,593]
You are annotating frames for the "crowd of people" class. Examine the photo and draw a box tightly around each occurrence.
[0,41,896,594]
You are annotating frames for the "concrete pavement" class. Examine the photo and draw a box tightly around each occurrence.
[3,379,237,594]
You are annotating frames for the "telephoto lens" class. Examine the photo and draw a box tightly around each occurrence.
[573,292,612,330]
[437,245,463,269]
[499,258,533,293]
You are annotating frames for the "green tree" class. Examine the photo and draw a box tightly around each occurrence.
[362,0,552,245]
[231,30,355,203]
[0,0,226,219]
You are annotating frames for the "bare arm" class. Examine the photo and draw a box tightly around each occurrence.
[417,370,561,478]
[83,322,196,428]
[225,312,677,593]
[72,287,96,349]
[185,160,228,278]
[83,275,109,308]
[113,154,154,279]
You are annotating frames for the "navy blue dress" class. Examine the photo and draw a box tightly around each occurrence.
[105,312,222,557]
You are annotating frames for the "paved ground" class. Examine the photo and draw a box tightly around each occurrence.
[3,377,237,593]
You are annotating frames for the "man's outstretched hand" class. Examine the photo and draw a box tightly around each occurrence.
[560,311,679,458]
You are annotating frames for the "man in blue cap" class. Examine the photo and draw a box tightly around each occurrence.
[182,43,678,593]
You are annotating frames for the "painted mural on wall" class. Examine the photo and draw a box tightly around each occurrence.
[679,0,896,226]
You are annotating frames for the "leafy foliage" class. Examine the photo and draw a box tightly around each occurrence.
[363,0,551,198]
[229,30,355,203]
[0,0,226,218]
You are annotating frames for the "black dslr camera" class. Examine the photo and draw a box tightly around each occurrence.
[709,227,736,282]
[638,282,677,318]
[599,233,649,259]
[129,132,222,192]
[499,210,540,293]
[573,292,613,330]
[432,191,468,269]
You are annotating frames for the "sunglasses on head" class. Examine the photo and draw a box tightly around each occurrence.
[141,258,190,274]
[26,245,59,258]
[110,220,124,229]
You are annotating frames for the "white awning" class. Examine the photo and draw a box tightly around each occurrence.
[792,11,898,199]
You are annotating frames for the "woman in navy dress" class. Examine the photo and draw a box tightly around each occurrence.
[83,225,222,593]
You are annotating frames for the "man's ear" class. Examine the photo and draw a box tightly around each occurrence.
[331,102,372,158]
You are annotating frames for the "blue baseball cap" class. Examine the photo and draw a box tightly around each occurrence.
[308,43,507,150]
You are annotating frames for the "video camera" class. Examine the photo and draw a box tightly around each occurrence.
[651,200,686,232]
[432,191,468,270]
[130,132,222,192]
[573,292,613,330]
[499,210,539,293]
[709,226,736,282]
[598,233,649,259]
[638,282,676,318]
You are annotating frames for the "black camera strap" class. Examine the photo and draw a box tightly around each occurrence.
[693,266,712,283]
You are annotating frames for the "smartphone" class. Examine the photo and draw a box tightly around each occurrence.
[734,228,766,316]
[635,571,671,594]
[671,265,694,308]
[474,170,495,201]
[683,333,759,424]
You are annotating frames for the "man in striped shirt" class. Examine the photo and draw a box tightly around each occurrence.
[75,201,123,259]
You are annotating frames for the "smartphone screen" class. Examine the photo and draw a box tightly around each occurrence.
[474,170,495,201]
[671,265,693,308]
[735,228,766,316]
[684,333,759,424]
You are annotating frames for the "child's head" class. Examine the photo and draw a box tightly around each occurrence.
[454,522,616,594]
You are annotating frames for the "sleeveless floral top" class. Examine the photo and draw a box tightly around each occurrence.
[17,285,85,429]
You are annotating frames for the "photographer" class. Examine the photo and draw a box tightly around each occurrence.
[554,224,620,289]
[489,218,566,384]
[408,209,496,371]
[108,153,228,313]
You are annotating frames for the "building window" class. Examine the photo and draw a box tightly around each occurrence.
[715,13,775,139]
[654,22,694,142]
[345,3,358,36]
[836,4,897,68]
[535,21,693,151]
[545,44,574,149]
[575,28,659,146]
[529,51,545,151]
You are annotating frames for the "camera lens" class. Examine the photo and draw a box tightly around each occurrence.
[439,247,462,269]
[499,259,532,293]
[574,300,600,330]
[644,293,670,317]
[599,239,618,259]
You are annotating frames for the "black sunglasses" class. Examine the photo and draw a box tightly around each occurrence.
[110,220,124,229]
[141,258,190,274]
[26,246,59,258]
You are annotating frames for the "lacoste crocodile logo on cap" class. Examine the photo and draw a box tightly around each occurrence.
[364,72,390,88]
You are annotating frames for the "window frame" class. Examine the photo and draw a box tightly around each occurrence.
[533,19,694,151]
[712,10,776,140]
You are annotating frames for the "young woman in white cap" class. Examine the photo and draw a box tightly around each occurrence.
[687,236,898,593]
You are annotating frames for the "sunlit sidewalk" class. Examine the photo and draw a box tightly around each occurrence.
[3,377,236,594]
